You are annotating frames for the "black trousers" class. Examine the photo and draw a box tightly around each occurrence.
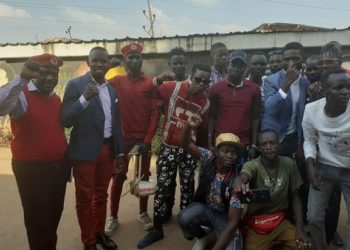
[12,158,70,250]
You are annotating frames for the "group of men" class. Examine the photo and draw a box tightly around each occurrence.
[0,39,349,250]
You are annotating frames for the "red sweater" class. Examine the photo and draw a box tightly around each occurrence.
[109,74,159,143]
[10,87,67,162]
[209,78,261,145]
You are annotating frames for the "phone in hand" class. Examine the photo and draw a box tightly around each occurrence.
[238,189,271,204]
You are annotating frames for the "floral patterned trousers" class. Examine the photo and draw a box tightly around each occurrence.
[153,143,196,229]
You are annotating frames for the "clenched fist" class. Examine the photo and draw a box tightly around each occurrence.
[83,83,99,101]
[20,61,42,81]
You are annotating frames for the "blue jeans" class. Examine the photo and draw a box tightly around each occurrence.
[177,202,242,250]
[308,163,350,250]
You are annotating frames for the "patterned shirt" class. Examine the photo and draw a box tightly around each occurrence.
[206,173,227,212]
[198,147,241,211]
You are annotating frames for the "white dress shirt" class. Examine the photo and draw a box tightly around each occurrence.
[79,77,112,138]
[278,74,301,135]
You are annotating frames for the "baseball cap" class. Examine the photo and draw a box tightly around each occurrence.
[215,133,244,149]
[229,50,247,63]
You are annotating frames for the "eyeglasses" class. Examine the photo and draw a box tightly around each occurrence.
[193,77,211,86]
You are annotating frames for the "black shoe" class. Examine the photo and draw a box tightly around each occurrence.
[84,244,98,250]
[96,233,118,250]
[137,229,164,249]
[331,231,344,247]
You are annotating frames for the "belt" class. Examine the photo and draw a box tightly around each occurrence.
[103,137,113,144]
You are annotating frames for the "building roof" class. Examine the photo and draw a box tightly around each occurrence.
[252,22,331,33]
[1,24,349,59]
[0,23,346,47]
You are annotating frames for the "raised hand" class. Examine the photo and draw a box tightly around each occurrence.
[187,114,203,128]
[155,71,175,85]
[20,61,42,80]
[83,83,99,101]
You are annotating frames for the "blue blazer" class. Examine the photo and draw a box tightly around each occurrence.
[61,72,124,161]
[261,70,309,145]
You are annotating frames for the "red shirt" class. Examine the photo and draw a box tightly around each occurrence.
[11,87,67,162]
[209,78,261,145]
[109,74,159,143]
[145,80,210,146]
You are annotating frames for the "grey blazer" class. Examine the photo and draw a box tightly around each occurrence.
[262,70,309,145]
[61,72,124,161]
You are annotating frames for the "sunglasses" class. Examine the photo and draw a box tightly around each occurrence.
[316,59,340,67]
[193,77,211,86]
[305,67,318,72]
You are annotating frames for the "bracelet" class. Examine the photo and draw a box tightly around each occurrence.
[152,77,161,87]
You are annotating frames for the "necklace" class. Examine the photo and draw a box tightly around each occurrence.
[260,159,279,189]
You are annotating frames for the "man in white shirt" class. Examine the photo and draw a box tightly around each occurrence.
[210,42,228,85]
[303,69,350,250]
[262,42,309,157]
[61,47,125,250]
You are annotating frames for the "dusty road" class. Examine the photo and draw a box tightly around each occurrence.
[0,147,347,250]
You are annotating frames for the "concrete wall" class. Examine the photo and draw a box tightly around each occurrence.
[1,29,350,133]
[1,28,350,58]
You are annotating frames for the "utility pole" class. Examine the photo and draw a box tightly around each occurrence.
[65,26,72,40]
[142,0,155,37]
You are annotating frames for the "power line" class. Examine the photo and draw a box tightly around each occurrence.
[259,0,350,12]
[0,1,137,14]
[0,16,119,25]
[1,0,248,28]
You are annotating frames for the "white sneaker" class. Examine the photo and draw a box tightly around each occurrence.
[138,212,153,231]
[192,237,208,250]
[104,217,119,236]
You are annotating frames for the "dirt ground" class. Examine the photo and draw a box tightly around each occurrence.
[0,147,347,250]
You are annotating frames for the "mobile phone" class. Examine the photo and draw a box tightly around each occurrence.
[238,189,271,204]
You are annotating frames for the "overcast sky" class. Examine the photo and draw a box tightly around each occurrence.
[0,0,349,43]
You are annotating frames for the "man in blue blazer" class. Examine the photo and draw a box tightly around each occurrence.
[262,42,309,156]
[61,47,124,250]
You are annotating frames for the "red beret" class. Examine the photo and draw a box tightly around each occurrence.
[120,43,143,58]
[28,53,63,68]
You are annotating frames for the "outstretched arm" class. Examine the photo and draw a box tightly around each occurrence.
[142,72,175,99]
[208,89,218,151]
[180,114,203,160]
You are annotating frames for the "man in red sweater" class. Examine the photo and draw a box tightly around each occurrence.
[137,63,211,248]
[0,54,70,250]
[208,50,261,169]
[106,43,159,234]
